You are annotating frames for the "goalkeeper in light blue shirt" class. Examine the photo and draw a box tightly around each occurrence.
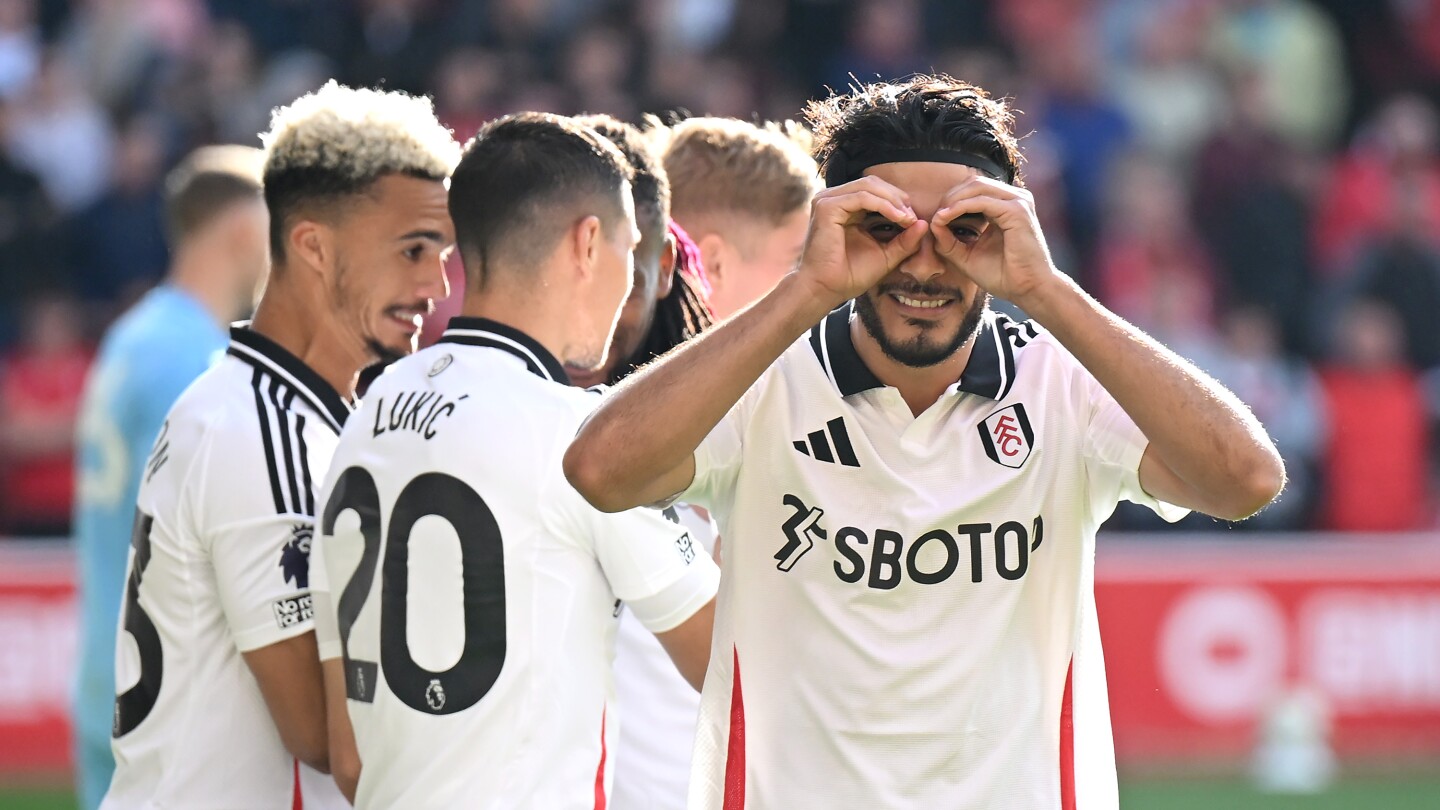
[72,146,269,809]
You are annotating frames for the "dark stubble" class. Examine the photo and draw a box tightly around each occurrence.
[853,282,990,368]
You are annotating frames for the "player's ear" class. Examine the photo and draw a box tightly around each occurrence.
[656,233,677,300]
[287,219,333,279]
[572,214,603,280]
[697,232,725,294]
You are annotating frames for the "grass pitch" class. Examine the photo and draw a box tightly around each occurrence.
[5,774,1439,808]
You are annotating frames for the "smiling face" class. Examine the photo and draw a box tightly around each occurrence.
[330,174,455,363]
[852,162,991,368]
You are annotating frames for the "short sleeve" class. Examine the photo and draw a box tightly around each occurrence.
[680,374,766,514]
[194,412,319,653]
[591,504,720,633]
[208,512,316,651]
[1079,371,1190,523]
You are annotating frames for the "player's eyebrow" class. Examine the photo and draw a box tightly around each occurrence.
[399,229,449,243]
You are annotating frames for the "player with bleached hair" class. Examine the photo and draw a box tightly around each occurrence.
[102,81,458,809]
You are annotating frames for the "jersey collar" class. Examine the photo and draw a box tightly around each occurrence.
[226,325,354,432]
[439,317,571,385]
[808,300,1016,401]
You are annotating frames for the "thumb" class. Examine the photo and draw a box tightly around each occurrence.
[882,220,928,269]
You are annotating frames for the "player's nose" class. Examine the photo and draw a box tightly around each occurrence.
[897,231,945,284]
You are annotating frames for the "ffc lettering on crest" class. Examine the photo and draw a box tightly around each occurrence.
[978,403,1035,469]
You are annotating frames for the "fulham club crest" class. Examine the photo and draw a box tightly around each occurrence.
[978,404,1035,469]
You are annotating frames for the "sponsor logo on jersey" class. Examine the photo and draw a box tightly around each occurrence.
[978,403,1035,469]
[776,494,1045,590]
[776,494,825,572]
[791,416,861,467]
[272,593,314,629]
[279,523,312,589]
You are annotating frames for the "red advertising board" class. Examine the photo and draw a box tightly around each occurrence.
[0,544,77,776]
[1097,537,1440,765]
[1,537,1438,777]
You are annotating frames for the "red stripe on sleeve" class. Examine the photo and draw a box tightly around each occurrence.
[593,706,608,810]
[723,646,745,810]
[1060,659,1075,810]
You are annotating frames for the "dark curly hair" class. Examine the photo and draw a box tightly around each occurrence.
[608,219,714,383]
[804,74,1024,187]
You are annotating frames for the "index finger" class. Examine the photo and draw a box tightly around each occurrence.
[813,188,917,230]
[816,174,913,210]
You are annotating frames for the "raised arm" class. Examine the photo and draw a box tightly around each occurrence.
[932,177,1285,520]
[565,177,928,512]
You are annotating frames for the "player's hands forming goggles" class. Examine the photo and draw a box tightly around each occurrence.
[796,174,1059,310]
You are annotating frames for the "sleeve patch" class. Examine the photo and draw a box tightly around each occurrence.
[272,593,314,629]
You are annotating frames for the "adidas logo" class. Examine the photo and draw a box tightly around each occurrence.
[792,417,861,467]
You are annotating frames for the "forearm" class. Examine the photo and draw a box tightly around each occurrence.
[567,273,837,511]
[322,657,360,802]
[1019,276,1284,518]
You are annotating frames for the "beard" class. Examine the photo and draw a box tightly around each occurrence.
[333,256,423,365]
[854,283,990,368]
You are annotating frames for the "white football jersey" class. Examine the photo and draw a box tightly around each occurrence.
[610,504,718,810]
[103,327,353,810]
[311,317,720,810]
[680,303,1187,810]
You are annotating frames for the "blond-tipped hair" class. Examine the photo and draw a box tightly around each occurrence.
[649,116,819,233]
[260,81,461,257]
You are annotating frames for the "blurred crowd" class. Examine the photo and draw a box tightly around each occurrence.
[1,0,1439,535]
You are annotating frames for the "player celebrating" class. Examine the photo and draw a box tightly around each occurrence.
[72,145,267,810]
[566,76,1285,809]
[102,82,457,809]
[654,116,819,319]
[310,113,719,808]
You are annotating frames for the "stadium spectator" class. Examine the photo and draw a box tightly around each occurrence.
[1341,173,1440,371]
[1111,2,1228,166]
[68,114,169,311]
[3,49,112,212]
[1206,0,1350,149]
[0,97,60,330]
[1313,94,1440,273]
[1317,298,1433,531]
[1204,305,1327,530]
[1092,154,1220,350]
[1023,22,1135,272]
[0,290,92,536]
[1192,68,1315,351]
